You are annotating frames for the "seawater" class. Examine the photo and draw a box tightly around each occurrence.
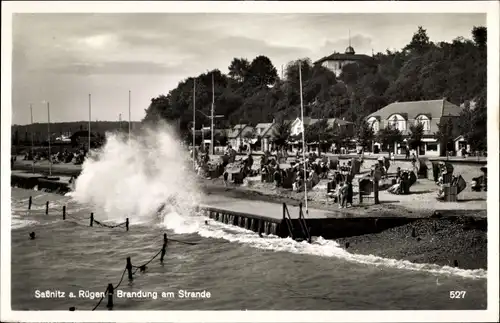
[10,124,487,310]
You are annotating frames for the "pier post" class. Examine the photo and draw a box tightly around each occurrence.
[106,283,114,310]
[28,196,32,210]
[90,213,94,227]
[126,218,129,231]
[358,190,363,204]
[45,201,49,215]
[63,206,66,220]
[160,233,167,263]
[126,257,133,280]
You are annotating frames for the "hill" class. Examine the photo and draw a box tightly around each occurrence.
[143,26,487,151]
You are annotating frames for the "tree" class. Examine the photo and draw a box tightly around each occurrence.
[472,26,487,49]
[271,120,291,151]
[214,130,229,147]
[140,26,486,153]
[247,55,278,88]
[435,118,456,156]
[408,123,424,155]
[404,26,431,54]
[458,93,487,152]
[355,120,374,149]
[305,119,336,156]
[228,58,250,82]
[376,125,403,156]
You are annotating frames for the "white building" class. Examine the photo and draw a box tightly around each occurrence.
[366,99,463,156]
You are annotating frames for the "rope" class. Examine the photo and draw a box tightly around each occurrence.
[91,267,127,311]
[93,219,127,229]
[131,249,163,275]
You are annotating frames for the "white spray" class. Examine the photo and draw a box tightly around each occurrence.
[71,122,201,224]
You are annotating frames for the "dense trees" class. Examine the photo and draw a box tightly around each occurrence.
[142,26,487,151]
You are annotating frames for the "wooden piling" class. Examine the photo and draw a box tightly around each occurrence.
[45,201,49,215]
[126,257,133,280]
[28,196,32,210]
[90,213,94,227]
[63,205,66,220]
[160,233,167,262]
[358,190,363,204]
[106,283,114,310]
[126,218,129,231]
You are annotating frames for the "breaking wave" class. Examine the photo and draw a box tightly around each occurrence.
[160,210,487,280]
[70,122,202,224]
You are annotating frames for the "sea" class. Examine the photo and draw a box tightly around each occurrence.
[10,125,487,311]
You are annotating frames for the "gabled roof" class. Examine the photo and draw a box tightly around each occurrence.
[228,124,253,139]
[366,99,463,120]
[255,123,275,137]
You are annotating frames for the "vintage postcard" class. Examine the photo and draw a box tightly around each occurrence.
[1,1,498,322]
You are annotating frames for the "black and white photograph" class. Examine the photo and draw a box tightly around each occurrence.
[1,1,499,322]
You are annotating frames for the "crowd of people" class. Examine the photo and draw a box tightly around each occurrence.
[21,147,88,165]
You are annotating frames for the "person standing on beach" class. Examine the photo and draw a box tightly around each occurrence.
[346,179,353,207]
[373,164,382,204]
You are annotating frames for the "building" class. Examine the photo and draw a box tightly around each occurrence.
[227,124,255,150]
[254,122,276,152]
[314,35,375,77]
[366,99,464,156]
[287,117,354,152]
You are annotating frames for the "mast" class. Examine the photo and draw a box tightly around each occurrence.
[299,61,308,212]
[88,94,91,151]
[30,104,34,173]
[193,79,196,170]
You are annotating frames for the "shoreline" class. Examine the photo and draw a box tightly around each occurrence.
[10,162,488,271]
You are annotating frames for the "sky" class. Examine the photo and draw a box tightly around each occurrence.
[11,13,485,125]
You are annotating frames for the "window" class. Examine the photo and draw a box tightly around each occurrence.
[426,143,438,151]
[415,115,431,132]
[389,116,399,130]
[368,118,379,133]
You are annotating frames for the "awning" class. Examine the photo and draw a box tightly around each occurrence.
[422,138,437,143]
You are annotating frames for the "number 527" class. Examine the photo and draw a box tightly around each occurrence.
[450,291,466,299]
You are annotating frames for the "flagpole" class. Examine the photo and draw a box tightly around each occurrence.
[88,94,91,152]
[299,61,308,212]
[193,79,196,170]
[47,101,52,176]
[30,104,34,173]
[128,90,131,142]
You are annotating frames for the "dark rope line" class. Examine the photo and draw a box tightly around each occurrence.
[131,249,163,275]
[91,286,109,311]
[91,267,127,311]
[93,220,127,229]
[113,267,128,290]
